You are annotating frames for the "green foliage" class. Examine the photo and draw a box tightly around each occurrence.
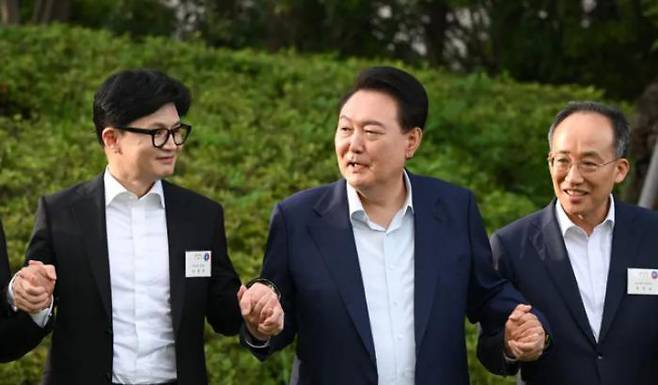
[0,24,610,384]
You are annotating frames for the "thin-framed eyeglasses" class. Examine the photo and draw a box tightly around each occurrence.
[547,153,619,174]
[114,123,192,148]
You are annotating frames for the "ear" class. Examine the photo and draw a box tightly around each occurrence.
[102,127,121,153]
[405,127,423,159]
[614,158,630,183]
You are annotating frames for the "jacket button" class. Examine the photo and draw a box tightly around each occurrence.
[597,354,603,360]
[105,372,112,381]
[105,328,113,335]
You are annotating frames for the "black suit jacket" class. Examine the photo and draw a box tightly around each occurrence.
[478,199,658,385]
[0,216,48,362]
[17,174,242,384]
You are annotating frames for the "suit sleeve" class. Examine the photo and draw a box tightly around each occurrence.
[0,210,52,362]
[476,231,520,375]
[205,204,243,335]
[241,203,297,360]
[465,192,523,328]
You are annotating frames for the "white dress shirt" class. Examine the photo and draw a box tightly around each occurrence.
[347,171,416,385]
[104,170,177,384]
[556,195,615,342]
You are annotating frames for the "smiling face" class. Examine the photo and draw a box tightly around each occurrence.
[335,90,421,196]
[549,111,629,230]
[103,102,183,189]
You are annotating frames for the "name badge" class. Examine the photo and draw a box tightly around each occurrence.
[185,251,211,277]
[627,268,658,295]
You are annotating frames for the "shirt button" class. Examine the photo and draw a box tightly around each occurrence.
[597,354,603,360]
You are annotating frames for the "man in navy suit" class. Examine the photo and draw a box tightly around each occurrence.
[243,66,549,385]
[477,101,658,385]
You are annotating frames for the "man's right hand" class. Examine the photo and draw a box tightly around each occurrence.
[12,260,57,314]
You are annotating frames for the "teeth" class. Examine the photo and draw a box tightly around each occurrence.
[565,190,585,196]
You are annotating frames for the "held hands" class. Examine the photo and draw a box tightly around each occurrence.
[504,304,546,361]
[12,260,57,314]
[237,282,284,341]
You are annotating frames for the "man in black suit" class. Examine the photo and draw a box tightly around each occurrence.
[478,101,658,385]
[8,69,283,384]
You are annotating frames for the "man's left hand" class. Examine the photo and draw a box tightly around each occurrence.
[237,283,284,341]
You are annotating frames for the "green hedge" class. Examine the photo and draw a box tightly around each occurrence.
[0,24,608,384]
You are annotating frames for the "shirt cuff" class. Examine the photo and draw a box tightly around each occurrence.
[243,327,271,348]
[7,274,53,328]
[503,350,518,363]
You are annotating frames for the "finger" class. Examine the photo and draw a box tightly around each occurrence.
[516,325,544,340]
[262,308,284,331]
[15,294,49,312]
[510,338,542,353]
[509,317,541,338]
[252,291,274,317]
[258,296,278,322]
[238,286,253,316]
[508,304,532,321]
[43,265,57,281]
[237,285,246,301]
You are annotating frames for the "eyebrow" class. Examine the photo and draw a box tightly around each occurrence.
[338,115,385,128]
[554,150,603,158]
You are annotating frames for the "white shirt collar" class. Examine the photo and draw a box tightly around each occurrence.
[103,168,165,208]
[555,194,615,236]
[346,170,414,220]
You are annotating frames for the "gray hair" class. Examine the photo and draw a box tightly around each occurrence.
[547,101,630,158]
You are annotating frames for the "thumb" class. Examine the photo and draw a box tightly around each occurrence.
[237,285,251,316]
[44,265,57,281]
[237,285,246,301]
[509,304,531,321]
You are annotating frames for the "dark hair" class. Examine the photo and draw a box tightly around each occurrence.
[339,66,428,132]
[93,69,191,144]
[548,101,629,157]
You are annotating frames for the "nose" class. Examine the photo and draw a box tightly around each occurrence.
[161,131,178,151]
[564,163,584,184]
[348,129,365,153]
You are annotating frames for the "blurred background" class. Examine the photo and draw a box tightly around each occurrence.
[1,1,657,384]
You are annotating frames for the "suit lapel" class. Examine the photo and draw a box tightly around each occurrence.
[411,175,445,352]
[598,201,638,342]
[74,174,112,318]
[534,202,597,346]
[163,181,187,336]
[307,180,377,365]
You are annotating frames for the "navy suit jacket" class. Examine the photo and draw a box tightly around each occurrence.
[477,199,658,385]
[248,173,531,385]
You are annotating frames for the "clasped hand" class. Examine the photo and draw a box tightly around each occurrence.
[237,283,284,341]
[504,304,546,361]
[12,260,57,314]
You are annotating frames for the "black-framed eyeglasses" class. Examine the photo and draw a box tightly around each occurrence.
[547,153,619,174]
[114,123,192,148]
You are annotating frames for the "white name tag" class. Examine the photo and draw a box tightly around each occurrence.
[185,251,211,277]
[627,268,658,295]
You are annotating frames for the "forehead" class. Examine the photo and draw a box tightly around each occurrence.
[339,90,399,124]
[551,112,615,155]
